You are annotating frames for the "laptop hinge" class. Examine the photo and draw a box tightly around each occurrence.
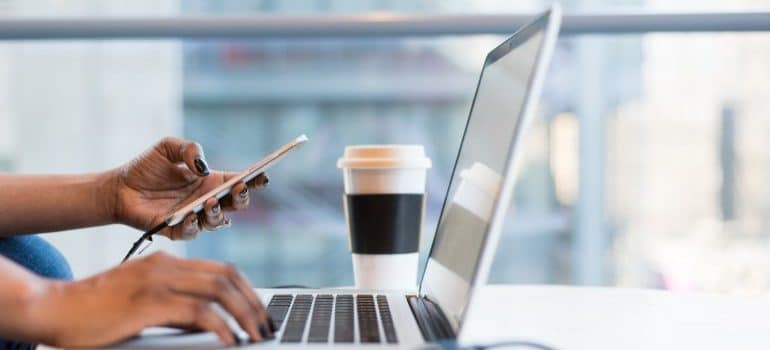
[406,295,456,342]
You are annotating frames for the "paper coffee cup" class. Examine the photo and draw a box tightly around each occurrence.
[338,145,431,290]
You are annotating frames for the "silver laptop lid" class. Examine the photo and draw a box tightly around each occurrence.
[418,5,561,334]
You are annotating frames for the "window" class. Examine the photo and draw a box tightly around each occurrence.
[1,1,769,293]
[182,28,770,291]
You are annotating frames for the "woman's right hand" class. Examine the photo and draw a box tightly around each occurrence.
[32,252,273,348]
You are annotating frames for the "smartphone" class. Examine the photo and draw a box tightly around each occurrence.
[165,134,308,227]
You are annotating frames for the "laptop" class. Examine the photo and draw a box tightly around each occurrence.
[118,5,560,349]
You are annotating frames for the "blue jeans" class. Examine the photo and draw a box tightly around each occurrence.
[0,235,72,350]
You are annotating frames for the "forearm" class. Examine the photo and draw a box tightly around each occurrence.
[0,171,116,236]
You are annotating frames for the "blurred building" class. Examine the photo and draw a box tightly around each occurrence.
[0,0,768,293]
[611,33,770,293]
[181,0,585,287]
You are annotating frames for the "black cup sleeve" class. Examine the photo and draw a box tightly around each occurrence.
[344,194,423,254]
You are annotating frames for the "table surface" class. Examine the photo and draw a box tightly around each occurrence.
[461,285,770,350]
[45,285,770,349]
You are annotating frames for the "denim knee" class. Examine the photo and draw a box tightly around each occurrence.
[0,235,73,280]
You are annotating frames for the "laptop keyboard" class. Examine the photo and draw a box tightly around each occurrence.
[377,295,398,343]
[334,295,354,343]
[357,295,379,343]
[267,294,398,344]
[280,294,312,342]
[308,295,333,342]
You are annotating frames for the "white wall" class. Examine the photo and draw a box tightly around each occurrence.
[2,0,183,277]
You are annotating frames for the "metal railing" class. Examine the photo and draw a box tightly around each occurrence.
[0,11,767,39]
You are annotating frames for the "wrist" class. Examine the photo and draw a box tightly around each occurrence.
[10,277,65,345]
[97,168,122,225]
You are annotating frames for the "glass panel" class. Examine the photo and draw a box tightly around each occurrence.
[183,37,481,287]
[183,31,770,292]
[0,3,769,294]
[0,39,183,276]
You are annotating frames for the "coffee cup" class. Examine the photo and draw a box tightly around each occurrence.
[337,145,431,290]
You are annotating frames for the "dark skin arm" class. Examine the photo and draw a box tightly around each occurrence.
[0,136,267,239]
[0,137,273,346]
[0,172,115,236]
[0,251,271,347]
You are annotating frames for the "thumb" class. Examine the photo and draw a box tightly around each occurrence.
[157,137,210,177]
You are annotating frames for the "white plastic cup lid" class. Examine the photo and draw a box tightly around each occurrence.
[337,145,432,169]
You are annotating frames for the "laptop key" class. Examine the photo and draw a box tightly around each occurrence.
[334,295,354,343]
[308,295,333,343]
[376,295,398,343]
[281,294,313,343]
[357,294,380,343]
[266,294,293,331]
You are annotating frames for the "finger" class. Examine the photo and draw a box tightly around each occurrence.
[229,182,250,210]
[221,172,268,191]
[167,266,262,341]
[171,213,201,241]
[174,259,271,337]
[228,267,273,335]
[201,197,225,231]
[159,296,235,346]
[157,137,210,176]
[245,173,269,190]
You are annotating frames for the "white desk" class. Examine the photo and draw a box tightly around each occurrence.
[101,285,770,349]
[461,285,770,349]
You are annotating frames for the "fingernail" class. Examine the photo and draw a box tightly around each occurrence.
[194,157,210,176]
[260,325,274,340]
[239,187,248,198]
[211,203,220,214]
[231,331,242,345]
[258,326,267,339]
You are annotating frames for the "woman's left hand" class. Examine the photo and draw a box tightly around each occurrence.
[108,137,268,240]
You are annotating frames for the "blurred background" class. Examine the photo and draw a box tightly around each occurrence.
[1,0,770,293]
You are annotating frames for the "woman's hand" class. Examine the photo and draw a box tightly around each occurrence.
[109,137,268,240]
[31,252,273,347]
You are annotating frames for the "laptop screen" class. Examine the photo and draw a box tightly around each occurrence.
[419,11,556,331]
